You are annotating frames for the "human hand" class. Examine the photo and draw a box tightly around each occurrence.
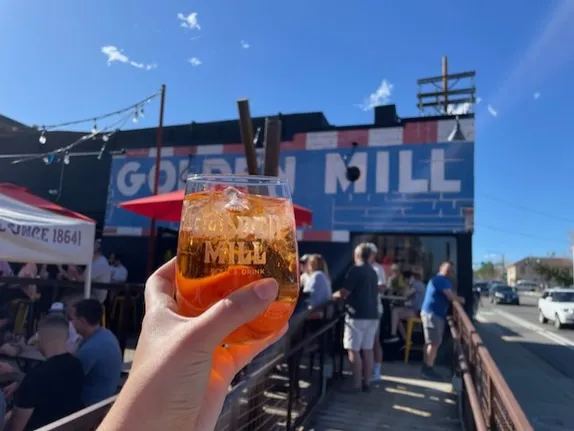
[0,361,13,374]
[99,258,288,431]
[3,381,19,398]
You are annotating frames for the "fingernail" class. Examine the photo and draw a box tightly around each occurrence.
[253,279,279,301]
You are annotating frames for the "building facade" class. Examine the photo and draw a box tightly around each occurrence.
[507,257,573,287]
[0,106,475,301]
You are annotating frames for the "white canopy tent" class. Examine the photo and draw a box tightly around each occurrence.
[0,192,96,298]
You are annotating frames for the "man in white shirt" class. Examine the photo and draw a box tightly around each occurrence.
[367,243,386,381]
[85,240,111,303]
[110,254,128,283]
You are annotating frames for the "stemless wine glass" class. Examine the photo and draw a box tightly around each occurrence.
[175,174,300,345]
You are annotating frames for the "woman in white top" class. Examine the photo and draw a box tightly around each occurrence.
[303,254,332,308]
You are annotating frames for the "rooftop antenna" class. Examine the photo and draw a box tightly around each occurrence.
[417,56,476,116]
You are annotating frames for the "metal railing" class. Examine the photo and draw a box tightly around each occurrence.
[449,301,533,431]
[38,300,346,431]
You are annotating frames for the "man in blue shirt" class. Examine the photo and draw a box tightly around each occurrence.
[420,261,464,379]
[71,299,123,406]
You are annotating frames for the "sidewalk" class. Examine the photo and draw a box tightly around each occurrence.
[475,319,574,430]
[306,362,460,431]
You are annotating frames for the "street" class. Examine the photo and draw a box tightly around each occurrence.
[475,293,574,430]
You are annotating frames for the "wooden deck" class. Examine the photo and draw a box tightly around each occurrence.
[306,362,461,431]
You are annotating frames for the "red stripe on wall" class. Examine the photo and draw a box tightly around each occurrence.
[338,129,369,148]
[223,144,245,154]
[301,230,332,241]
[402,121,438,145]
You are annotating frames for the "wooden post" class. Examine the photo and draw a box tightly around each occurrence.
[237,99,258,175]
[263,117,282,177]
[146,84,166,276]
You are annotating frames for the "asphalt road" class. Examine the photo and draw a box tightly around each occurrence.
[477,293,574,377]
[474,293,574,429]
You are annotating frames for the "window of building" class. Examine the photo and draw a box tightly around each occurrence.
[352,234,458,282]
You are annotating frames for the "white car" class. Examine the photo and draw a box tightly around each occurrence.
[538,288,574,329]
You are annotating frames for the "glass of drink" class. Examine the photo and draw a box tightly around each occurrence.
[176,174,300,345]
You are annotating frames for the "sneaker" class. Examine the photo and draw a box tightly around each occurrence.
[371,370,382,382]
[383,336,400,343]
[362,383,372,393]
[421,366,443,381]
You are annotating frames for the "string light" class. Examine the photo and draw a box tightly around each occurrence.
[13,89,161,165]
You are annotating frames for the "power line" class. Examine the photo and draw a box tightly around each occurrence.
[476,222,566,244]
[38,89,162,131]
[479,192,574,224]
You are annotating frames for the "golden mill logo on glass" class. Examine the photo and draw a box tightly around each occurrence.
[176,175,299,345]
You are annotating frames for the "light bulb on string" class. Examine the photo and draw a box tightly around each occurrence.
[102,134,110,143]
[132,109,139,123]
[92,121,98,135]
[140,107,144,118]
[39,131,47,145]
[63,153,71,165]
[43,154,55,165]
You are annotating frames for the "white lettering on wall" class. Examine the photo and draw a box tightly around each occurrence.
[117,162,145,197]
[430,149,461,192]
[202,158,233,175]
[233,156,297,192]
[325,152,367,194]
[398,151,428,193]
[148,160,177,194]
[375,152,389,193]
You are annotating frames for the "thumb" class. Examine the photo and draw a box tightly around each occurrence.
[193,278,279,349]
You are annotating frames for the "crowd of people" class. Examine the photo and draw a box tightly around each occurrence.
[0,236,466,429]
[0,240,127,430]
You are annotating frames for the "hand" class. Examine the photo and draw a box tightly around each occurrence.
[99,258,288,431]
[0,361,13,374]
[3,381,19,398]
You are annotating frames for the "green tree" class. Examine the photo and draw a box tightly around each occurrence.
[474,261,497,280]
[527,259,573,287]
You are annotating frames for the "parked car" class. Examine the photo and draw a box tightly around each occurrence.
[538,288,574,329]
[489,284,520,305]
[473,281,490,296]
[515,280,538,292]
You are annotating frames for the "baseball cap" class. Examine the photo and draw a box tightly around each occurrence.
[49,302,65,312]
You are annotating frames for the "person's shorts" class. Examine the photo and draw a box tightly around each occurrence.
[421,312,445,346]
[343,318,379,351]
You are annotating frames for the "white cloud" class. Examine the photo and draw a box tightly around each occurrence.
[487,104,498,117]
[240,40,250,49]
[101,46,157,70]
[446,103,472,115]
[189,57,202,67]
[190,36,201,42]
[357,79,393,111]
[533,91,541,100]
[178,12,200,30]
[476,97,482,104]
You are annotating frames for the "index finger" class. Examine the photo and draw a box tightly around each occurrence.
[145,258,177,310]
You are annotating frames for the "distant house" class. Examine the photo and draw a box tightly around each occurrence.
[506,256,573,286]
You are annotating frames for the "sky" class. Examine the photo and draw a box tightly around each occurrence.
[1,0,574,265]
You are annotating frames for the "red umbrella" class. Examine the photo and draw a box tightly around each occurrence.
[0,183,94,222]
[118,189,313,227]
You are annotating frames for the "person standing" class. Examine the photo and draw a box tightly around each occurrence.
[420,261,464,379]
[366,243,386,381]
[84,240,111,303]
[332,243,379,392]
